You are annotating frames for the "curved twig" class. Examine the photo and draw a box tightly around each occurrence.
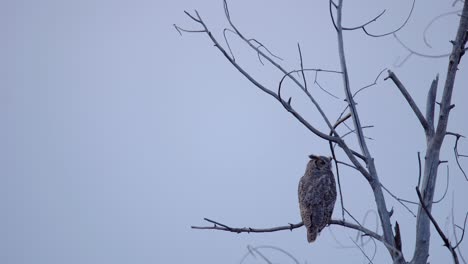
[433,166,450,204]
[394,33,451,59]
[362,0,416,37]
[424,10,463,48]
[343,9,386,31]
[240,245,300,264]
[329,0,415,37]
[446,132,467,180]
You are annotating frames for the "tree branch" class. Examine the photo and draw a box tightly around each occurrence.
[191,218,383,242]
[447,132,467,180]
[416,188,459,264]
[336,1,400,262]
[426,75,439,133]
[413,3,468,262]
[385,70,431,134]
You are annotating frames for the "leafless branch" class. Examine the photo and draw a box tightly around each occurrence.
[192,218,302,233]
[330,113,352,221]
[380,183,417,217]
[446,132,467,180]
[240,245,300,264]
[248,38,284,63]
[424,10,463,48]
[361,0,415,37]
[336,160,359,170]
[416,187,459,264]
[342,122,374,140]
[413,3,468,262]
[454,212,468,249]
[192,218,385,242]
[297,44,308,92]
[336,1,399,261]
[353,68,387,98]
[315,80,340,99]
[394,221,403,253]
[342,9,386,31]
[385,70,431,134]
[393,52,413,67]
[222,28,237,60]
[245,245,272,264]
[452,195,468,264]
[219,0,370,170]
[433,166,450,204]
[394,33,451,60]
[417,152,422,189]
[349,236,375,264]
[173,24,206,35]
[329,0,415,37]
[333,68,386,135]
[426,75,439,131]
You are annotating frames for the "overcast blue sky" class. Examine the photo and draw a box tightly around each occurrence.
[2,0,468,263]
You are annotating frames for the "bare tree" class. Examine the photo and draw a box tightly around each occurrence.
[175,1,468,263]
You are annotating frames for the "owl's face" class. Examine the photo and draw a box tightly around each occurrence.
[308,155,332,171]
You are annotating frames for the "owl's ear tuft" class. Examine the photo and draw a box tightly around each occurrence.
[309,154,318,159]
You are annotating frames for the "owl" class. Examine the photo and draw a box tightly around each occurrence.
[298,155,337,243]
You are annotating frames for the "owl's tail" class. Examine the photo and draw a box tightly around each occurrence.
[307,229,318,243]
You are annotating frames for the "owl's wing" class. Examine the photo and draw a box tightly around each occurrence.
[307,174,337,232]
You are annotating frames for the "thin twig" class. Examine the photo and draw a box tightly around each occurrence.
[433,166,450,204]
[342,10,386,31]
[353,68,387,98]
[446,132,467,180]
[329,0,415,38]
[394,33,451,59]
[417,152,422,189]
[336,160,359,170]
[452,194,468,264]
[246,245,272,264]
[240,245,300,264]
[362,0,415,37]
[455,212,468,249]
[330,113,352,221]
[380,183,417,217]
[315,80,341,99]
[297,44,308,92]
[416,187,459,264]
[424,10,463,48]
[349,236,375,264]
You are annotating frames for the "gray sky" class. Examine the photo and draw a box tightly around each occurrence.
[2,0,468,263]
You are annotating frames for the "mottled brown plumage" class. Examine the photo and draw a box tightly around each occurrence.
[298,155,336,243]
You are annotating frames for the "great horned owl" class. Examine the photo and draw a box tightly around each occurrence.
[298,155,337,243]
